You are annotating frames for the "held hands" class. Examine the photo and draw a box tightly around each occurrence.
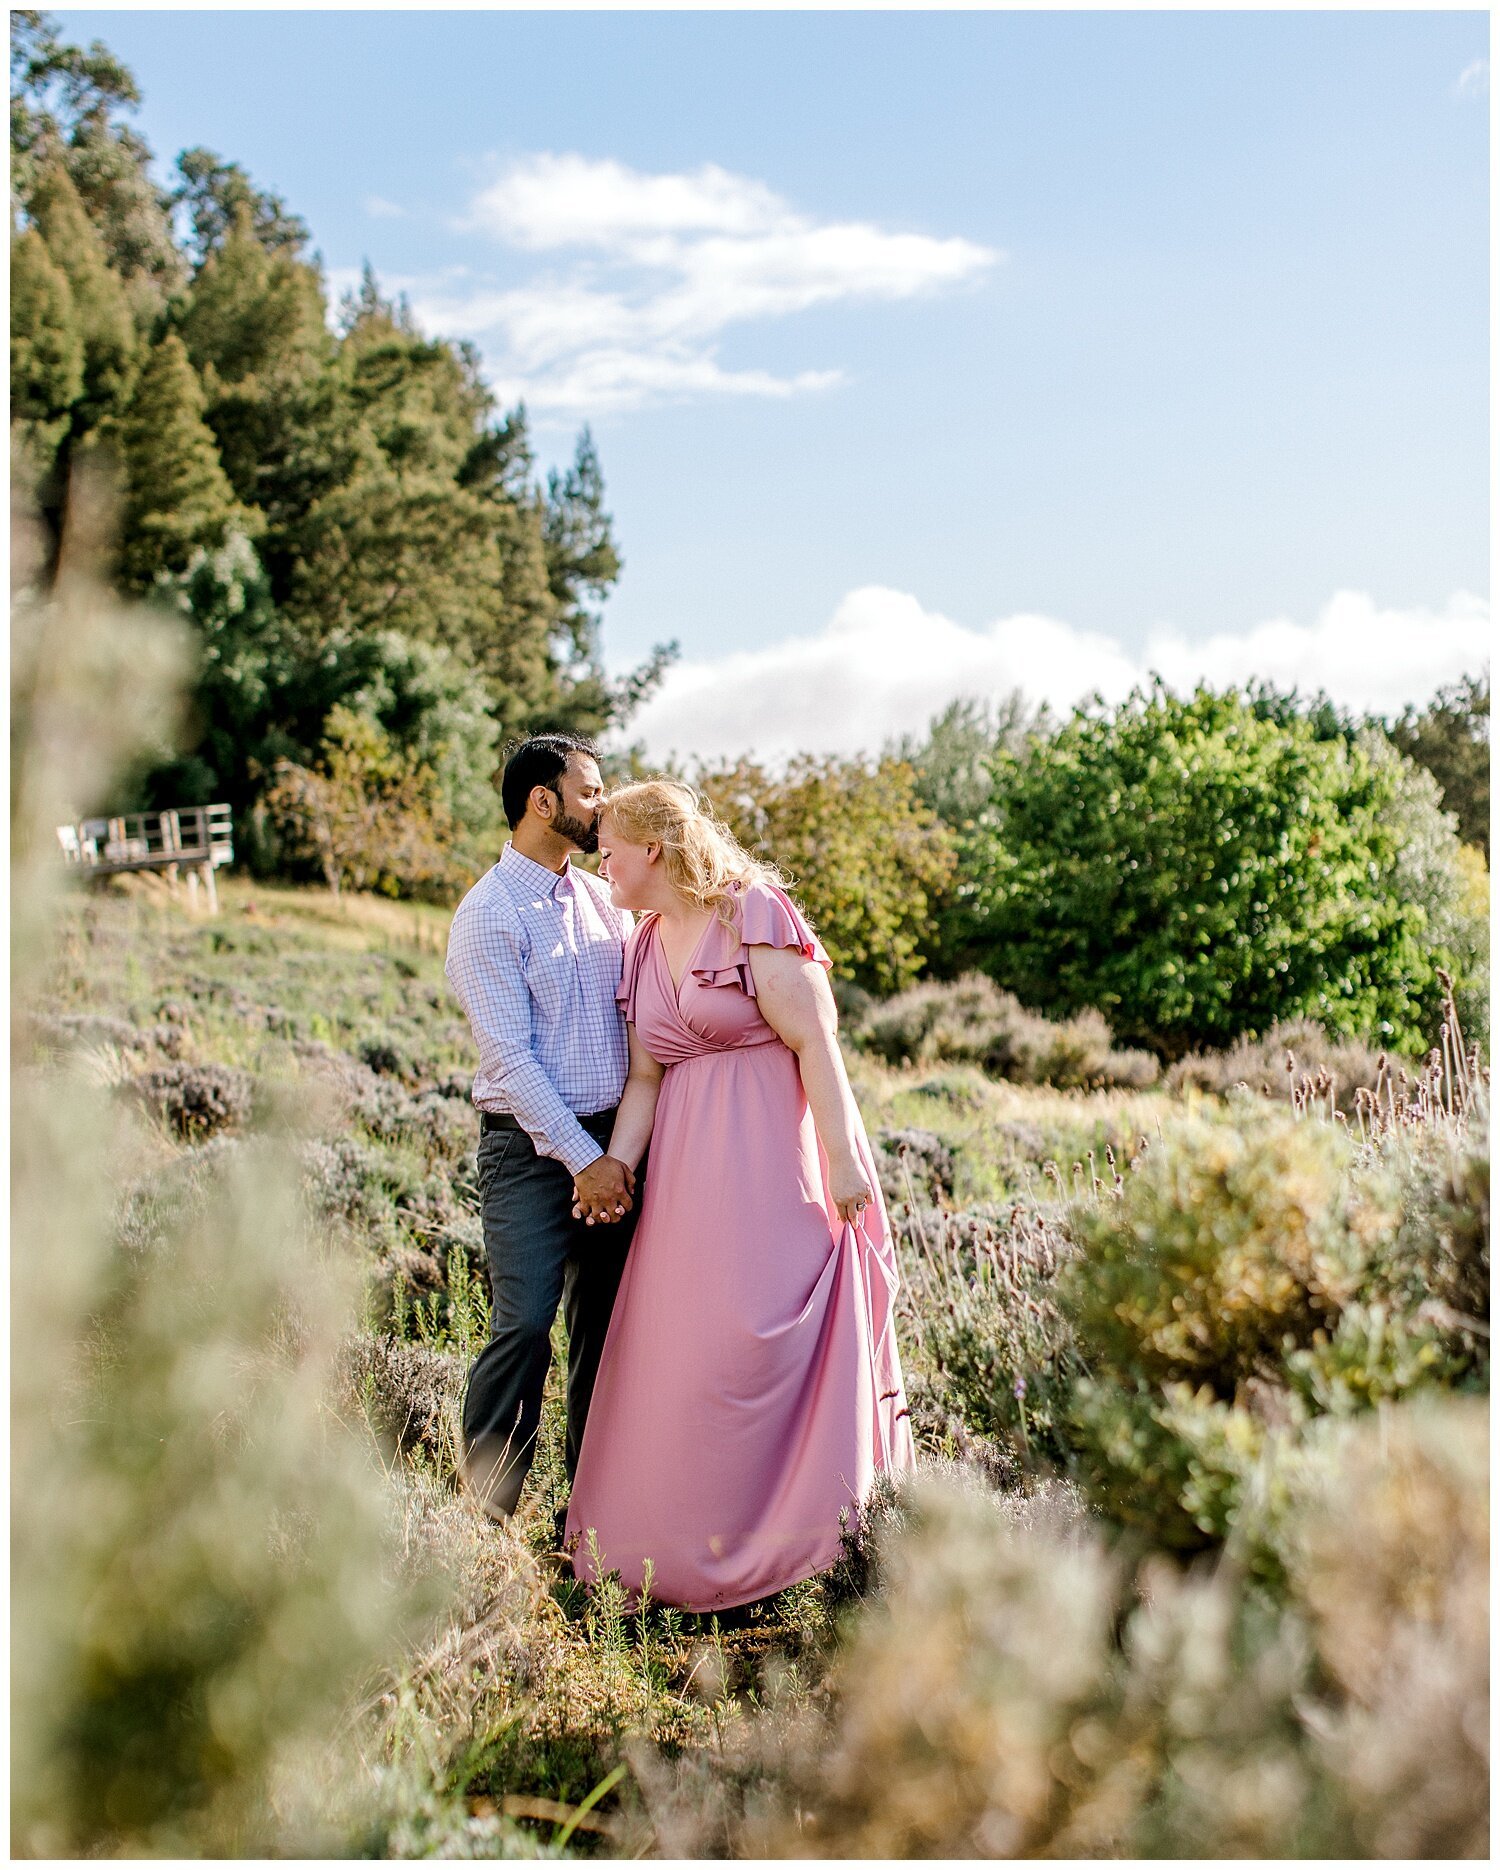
[829,1157,874,1228]
[572,1155,635,1225]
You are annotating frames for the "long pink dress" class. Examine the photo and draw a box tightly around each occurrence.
[565,880,916,1612]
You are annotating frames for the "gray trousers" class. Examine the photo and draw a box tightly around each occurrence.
[460,1109,640,1519]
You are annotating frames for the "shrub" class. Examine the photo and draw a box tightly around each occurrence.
[262,705,470,903]
[343,1332,466,1471]
[1060,1108,1363,1395]
[1168,1017,1400,1113]
[898,1204,1081,1471]
[855,973,1159,1090]
[125,1060,255,1137]
[358,1035,421,1082]
[871,1127,955,1209]
[1282,1399,1488,1860]
[697,753,957,996]
[299,1134,403,1234]
[1057,1098,1489,1570]
[637,1402,1486,1859]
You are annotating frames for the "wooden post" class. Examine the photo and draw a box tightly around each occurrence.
[201,860,218,915]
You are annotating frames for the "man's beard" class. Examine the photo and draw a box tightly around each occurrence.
[553,805,599,854]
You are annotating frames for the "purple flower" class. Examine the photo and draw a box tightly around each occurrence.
[1013,1376,1028,1399]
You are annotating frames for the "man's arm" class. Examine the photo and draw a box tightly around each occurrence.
[445,902,604,1177]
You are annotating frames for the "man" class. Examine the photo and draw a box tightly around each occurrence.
[445,733,641,1526]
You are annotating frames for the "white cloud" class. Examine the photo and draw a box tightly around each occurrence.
[1456,58,1489,97]
[617,586,1491,766]
[401,153,998,413]
[464,153,788,248]
[363,194,406,219]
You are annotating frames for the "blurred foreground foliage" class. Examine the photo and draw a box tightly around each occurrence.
[11,489,438,1855]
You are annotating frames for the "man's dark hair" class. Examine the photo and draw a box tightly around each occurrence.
[500,734,601,830]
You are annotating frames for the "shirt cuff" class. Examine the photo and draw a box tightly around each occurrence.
[559,1131,606,1178]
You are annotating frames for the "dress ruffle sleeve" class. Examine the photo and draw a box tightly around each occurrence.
[691,881,831,999]
[616,914,659,1025]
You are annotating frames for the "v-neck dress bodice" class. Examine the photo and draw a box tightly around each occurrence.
[565,880,916,1612]
[622,887,813,1064]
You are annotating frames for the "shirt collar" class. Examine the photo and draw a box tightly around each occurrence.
[500,842,576,898]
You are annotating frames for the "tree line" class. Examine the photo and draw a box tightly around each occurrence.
[690,672,1488,1060]
[10,9,672,884]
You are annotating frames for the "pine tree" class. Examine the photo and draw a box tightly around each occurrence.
[175,205,333,508]
[285,291,561,730]
[544,425,622,663]
[172,145,310,265]
[117,332,254,592]
[10,225,84,477]
[176,205,328,391]
[26,158,135,433]
[11,10,184,316]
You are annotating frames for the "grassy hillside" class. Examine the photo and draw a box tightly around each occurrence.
[14,873,1488,1859]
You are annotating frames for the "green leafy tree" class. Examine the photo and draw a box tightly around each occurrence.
[539,426,622,723]
[286,292,559,729]
[1384,672,1489,858]
[117,332,253,591]
[1359,726,1489,1053]
[262,704,467,900]
[893,691,1055,830]
[175,205,329,392]
[963,681,1433,1057]
[335,630,504,857]
[13,17,658,858]
[10,224,83,474]
[127,529,303,813]
[136,534,505,881]
[893,693,1057,977]
[1245,677,1361,745]
[698,754,957,996]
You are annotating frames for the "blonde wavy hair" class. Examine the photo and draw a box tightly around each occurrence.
[600,779,790,926]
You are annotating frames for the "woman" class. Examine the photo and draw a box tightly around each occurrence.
[564,779,916,1612]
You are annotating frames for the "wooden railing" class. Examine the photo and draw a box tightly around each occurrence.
[56,804,234,910]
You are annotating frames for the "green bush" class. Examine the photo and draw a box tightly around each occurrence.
[697,754,957,996]
[1280,1400,1488,1860]
[958,681,1435,1057]
[1056,1100,1489,1571]
[1060,1108,1364,1395]
[639,1405,1486,1858]
[871,1126,955,1209]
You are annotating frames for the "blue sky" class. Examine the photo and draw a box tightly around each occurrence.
[60,9,1490,760]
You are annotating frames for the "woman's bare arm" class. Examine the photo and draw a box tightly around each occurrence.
[609,1025,665,1172]
[576,1026,665,1224]
[747,944,873,1224]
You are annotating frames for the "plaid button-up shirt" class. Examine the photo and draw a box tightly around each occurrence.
[445,844,633,1175]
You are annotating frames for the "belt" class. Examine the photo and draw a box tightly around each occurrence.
[480,1107,616,1134]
